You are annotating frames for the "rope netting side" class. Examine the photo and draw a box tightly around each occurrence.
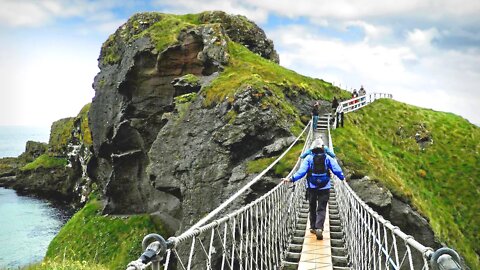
[328,109,462,270]
[127,122,315,270]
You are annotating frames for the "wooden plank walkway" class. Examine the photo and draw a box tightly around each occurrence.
[297,205,333,270]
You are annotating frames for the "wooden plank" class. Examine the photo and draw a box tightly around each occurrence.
[298,204,333,270]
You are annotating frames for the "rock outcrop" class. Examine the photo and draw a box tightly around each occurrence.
[199,11,279,63]
[348,175,441,267]
[0,104,94,206]
[87,11,347,236]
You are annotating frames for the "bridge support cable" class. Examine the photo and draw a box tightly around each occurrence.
[127,121,316,270]
[327,103,463,270]
[127,96,463,270]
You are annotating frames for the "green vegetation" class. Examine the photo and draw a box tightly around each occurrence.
[101,13,203,65]
[332,99,480,269]
[21,154,67,171]
[180,74,200,85]
[202,41,349,135]
[76,103,92,146]
[133,15,198,52]
[247,142,305,177]
[44,195,167,270]
[23,260,108,270]
[49,118,75,153]
[174,92,198,104]
[0,158,16,173]
[204,41,350,106]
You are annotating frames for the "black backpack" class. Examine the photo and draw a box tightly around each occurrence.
[307,153,329,188]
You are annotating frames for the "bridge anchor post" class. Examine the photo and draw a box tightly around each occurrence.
[430,247,463,270]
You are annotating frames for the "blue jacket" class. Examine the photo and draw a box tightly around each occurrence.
[291,154,345,190]
[300,146,336,159]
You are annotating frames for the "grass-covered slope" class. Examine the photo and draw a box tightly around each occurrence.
[204,41,350,105]
[37,195,167,270]
[332,99,479,269]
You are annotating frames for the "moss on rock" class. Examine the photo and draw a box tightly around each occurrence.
[49,117,75,153]
[76,103,92,147]
[20,154,67,171]
[99,13,201,66]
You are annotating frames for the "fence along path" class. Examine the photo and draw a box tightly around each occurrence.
[126,93,463,270]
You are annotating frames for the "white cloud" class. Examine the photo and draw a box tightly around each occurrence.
[407,28,440,49]
[237,0,480,22]
[0,1,52,27]
[0,0,123,27]
[270,25,480,124]
[1,0,478,127]
[345,21,392,42]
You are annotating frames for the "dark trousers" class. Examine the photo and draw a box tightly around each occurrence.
[308,189,330,230]
[335,112,344,128]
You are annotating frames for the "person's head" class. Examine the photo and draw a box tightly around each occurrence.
[310,138,324,154]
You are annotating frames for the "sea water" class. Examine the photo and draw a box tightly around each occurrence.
[0,126,50,158]
[0,126,71,268]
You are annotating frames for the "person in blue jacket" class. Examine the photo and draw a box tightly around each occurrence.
[282,139,345,240]
[300,138,336,158]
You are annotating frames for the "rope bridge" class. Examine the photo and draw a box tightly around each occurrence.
[126,93,463,270]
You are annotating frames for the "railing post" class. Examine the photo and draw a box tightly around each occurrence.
[430,248,463,270]
[126,234,169,270]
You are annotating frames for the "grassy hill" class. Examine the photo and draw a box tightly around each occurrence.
[332,99,480,269]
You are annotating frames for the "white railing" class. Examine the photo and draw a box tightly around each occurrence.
[127,122,316,270]
[332,92,392,129]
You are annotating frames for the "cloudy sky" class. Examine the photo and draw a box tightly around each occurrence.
[0,0,479,127]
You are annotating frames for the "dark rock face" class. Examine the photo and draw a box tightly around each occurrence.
[88,13,290,233]
[348,176,440,267]
[90,24,230,215]
[18,141,48,162]
[200,11,280,63]
[12,166,81,202]
[171,75,201,96]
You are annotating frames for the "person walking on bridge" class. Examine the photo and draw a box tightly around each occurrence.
[282,139,345,240]
[312,101,319,130]
[300,138,336,159]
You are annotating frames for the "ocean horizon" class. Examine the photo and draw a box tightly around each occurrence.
[0,126,50,158]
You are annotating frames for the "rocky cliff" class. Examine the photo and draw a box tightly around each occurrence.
[88,11,347,234]
[0,104,93,206]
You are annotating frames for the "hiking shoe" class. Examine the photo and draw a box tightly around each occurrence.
[316,229,323,240]
[309,228,316,234]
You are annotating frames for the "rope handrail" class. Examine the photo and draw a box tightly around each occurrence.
[127,120,315,270]
[181,119,311,236]
[328,100,462,270]
[127,96,462,270]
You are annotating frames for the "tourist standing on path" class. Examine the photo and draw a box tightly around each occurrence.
[358,85,366,105]
[312,101,319,131]
[282,139,345,240]
[352,89,359,108]
[331,96,339,126]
